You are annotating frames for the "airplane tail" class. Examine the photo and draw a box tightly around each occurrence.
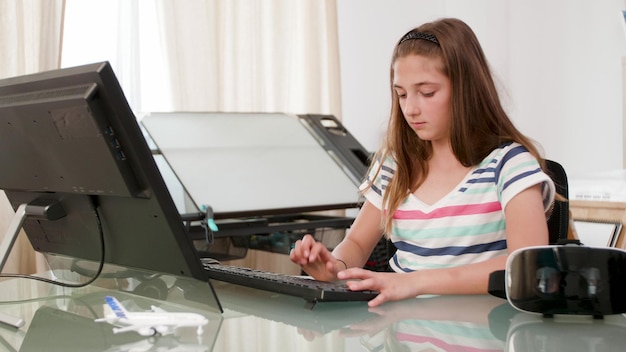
[104,296,129,319]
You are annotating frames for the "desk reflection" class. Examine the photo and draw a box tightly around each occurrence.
[16,291,221,352]
[332,294,626,352]
[214,282,506,351]
[505,312,626,352]
[215,283,626,352]
[3,276,626,352]
[344,295,505,351]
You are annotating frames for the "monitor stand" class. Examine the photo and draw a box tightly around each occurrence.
[0,199,66,272]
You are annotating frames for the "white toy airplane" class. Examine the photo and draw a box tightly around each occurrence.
[95,296,209,337]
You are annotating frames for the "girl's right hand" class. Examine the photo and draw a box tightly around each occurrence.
[289,234,345,282]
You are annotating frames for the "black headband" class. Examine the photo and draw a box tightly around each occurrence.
[399,31,439,45]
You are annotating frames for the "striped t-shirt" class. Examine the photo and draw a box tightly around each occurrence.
[361,142,555,273]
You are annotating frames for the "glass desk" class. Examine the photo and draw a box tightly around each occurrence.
[1,271,626,351]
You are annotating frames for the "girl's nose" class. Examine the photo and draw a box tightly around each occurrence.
[402,95,421,116]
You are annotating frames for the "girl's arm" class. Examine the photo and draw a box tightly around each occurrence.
[339,184,549,306]
[331,200,385,268]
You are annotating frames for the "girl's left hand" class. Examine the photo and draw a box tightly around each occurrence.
[338,268,418,307]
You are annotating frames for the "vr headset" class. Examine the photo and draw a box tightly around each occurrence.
[489,244,626,317]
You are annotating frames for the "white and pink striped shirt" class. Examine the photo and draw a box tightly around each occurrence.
[361,142,555,272]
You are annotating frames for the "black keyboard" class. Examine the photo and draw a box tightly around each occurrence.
[202,262,379,307]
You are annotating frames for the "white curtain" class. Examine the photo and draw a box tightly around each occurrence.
[143,2,346,351]
[0,0,65,274]
[149,0,343,274]
[62,0,341,115]
[156,0,342,114]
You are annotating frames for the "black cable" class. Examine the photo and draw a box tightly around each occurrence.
[0,199,106,288]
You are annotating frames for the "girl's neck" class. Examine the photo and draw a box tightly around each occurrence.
[428,140,458,165]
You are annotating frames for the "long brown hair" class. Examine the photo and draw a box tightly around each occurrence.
[365,18,545,234]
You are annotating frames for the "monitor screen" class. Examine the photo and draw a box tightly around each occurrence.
[0,62,214,293]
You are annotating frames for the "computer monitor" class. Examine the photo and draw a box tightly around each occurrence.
[0,62,217,306]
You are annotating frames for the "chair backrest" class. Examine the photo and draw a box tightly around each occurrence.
[544,159,569,244]
[366,158,570,272]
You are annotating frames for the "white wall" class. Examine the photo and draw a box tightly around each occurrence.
[336,0,626,178]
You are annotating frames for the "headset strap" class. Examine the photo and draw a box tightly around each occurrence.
[488,270,507,299]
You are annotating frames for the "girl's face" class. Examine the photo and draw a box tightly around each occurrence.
[392,54,452,145]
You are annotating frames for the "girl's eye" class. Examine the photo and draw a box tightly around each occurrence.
[421,91,435,97]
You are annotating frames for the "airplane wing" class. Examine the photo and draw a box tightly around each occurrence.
[112,324,164,336]
[112,325,143,334]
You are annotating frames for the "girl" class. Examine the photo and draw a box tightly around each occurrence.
[290,18,555,307]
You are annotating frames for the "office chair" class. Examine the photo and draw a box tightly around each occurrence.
[364,159,570,272]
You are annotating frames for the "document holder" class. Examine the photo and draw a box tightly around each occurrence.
[141,112,371,259]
